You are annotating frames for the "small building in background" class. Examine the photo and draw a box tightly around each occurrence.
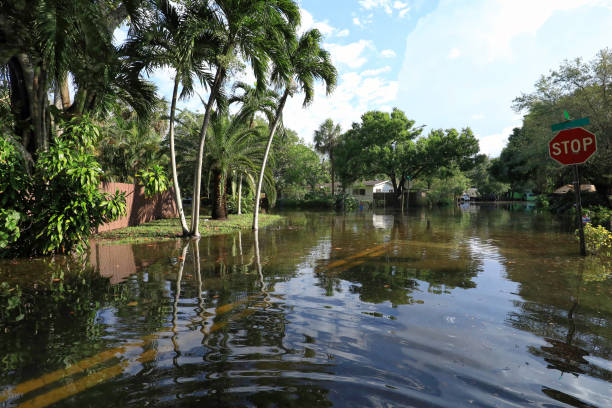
[553,184,597,194]
[350,180,394,203]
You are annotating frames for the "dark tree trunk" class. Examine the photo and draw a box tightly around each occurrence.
[8,55,48,161]
[211,168,227,220]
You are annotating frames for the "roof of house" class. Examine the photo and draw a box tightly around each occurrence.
[553,184,596,194]
[362,180,391,186]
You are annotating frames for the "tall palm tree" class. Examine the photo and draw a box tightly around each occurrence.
[314,119,341,195]
[205,111,273,220]
[252,28,337,230]
[122,0,218,235]
[189,0,300,236]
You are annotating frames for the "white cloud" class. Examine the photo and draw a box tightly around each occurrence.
[448,47,461,59]
[393,1,408,9]
[324,40,373,69]
[359,0,393,14]
[336,29,350,37]
[282,70,399,144]
[299,8,335,36]
[478,124,518,157]
[380,49,397,58]
[361,66,392,76]
[398,8,410,18]
[472,113,485,120]
[397,0,612,152]
[352,17,363,27]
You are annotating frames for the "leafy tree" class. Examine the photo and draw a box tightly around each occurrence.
[189,0,300,236]
[253,28,337,230]
[335,108,480,197]
[314,119,341,195]
[467,156,510,200]
[279,143,328,197]
[510,48,612,200]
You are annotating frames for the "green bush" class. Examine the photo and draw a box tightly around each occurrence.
[1,117,126,256]
[583,206,611,228]
[581,223,612,258]
[227,194,254,214]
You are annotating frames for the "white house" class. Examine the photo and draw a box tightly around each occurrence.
[350,180,394,203]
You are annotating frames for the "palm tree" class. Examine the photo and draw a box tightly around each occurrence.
[1,0,154,161]
[122,0,218,235]
[205,111,273,220]
[314,119,341,195]
[252,29,337,230]
[189,0,300,236]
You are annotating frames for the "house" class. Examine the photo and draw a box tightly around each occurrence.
[349,180,394,203]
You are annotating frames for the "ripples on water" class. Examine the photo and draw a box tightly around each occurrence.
[1,205,611,407]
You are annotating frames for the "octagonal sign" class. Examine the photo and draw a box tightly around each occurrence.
[549,127,597,165]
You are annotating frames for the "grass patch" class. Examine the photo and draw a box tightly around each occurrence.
[94,214,284,244]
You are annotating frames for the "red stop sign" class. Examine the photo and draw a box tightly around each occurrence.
[549,127,597,165]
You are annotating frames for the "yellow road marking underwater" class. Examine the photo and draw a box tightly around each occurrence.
[321,242,393,274]
[4,243,392,407]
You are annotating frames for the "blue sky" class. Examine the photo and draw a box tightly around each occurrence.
[125,0,612,157]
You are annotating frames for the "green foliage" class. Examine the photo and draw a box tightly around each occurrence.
[0,282,24,323]
[467,155,509,199]
[427,169,470,206]
[97,103,169,183]
[0,210,21,249]
[138,164,170,198]
[335,108,480,195]
[583,206,612,228]
[1,117,126,256]
[337,194,358,211]
[580,224,612,281]
[227,194,254,214]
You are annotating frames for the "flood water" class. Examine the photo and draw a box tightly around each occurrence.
[1,205,611,407]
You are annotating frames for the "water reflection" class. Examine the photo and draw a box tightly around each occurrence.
[1,206,611,407]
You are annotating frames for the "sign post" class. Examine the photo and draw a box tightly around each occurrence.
[549,117,595,256]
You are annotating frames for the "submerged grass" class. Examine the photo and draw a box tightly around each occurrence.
[94,214,284,244]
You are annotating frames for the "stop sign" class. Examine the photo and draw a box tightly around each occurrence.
[549,127,597,165]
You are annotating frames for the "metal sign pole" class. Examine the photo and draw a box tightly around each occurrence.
[573,164,586,256]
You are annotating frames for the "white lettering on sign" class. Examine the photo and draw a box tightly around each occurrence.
[551,137,595,156]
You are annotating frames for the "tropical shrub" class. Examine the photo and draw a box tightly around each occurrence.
[581,223,612,258]
[138,164,170,197]
[226,194,254,214]
[0,117,126,256]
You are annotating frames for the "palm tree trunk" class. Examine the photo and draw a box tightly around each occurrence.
[191,67,226,236]
[330,151,335,196]
[169,75,189,234]
[211,168,227,220]
[237,173,243,215]
[252,88,289,230]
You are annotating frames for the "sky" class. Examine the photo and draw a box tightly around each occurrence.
[119,0,612,157]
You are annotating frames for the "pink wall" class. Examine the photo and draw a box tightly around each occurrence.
[96,182,177,232]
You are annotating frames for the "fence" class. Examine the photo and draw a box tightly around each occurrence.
[95,182,177,233]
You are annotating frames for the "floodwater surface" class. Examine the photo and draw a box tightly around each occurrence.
[1,205,611,407]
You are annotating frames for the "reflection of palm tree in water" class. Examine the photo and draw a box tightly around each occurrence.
[171,241,190,367]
